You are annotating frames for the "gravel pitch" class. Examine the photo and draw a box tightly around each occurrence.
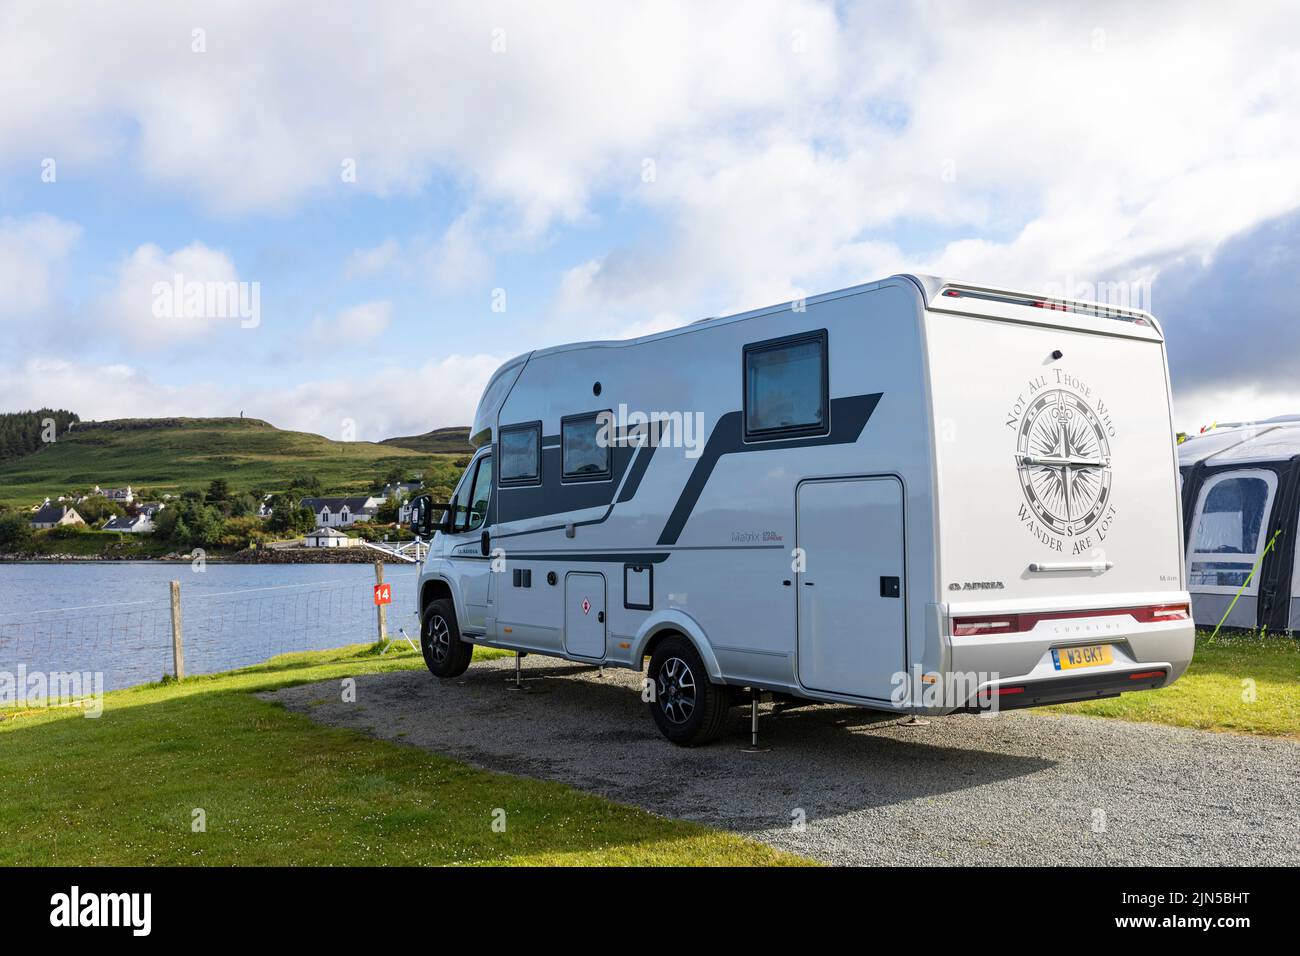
[266,656,1299,866]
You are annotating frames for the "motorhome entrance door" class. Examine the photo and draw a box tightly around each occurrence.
[796,476,905,700]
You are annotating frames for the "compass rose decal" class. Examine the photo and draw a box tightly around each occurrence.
[1014,389,1112,536]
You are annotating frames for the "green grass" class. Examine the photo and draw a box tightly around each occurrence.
[380,426,474,455]
[0,417,463,509]
[0,644,806,866]
[1049,630,1299,737]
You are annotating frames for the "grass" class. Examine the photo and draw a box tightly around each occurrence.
[0,417,465,509]
[9,528,183,559]
[1049,630,1299,737]
[0,643,806,866]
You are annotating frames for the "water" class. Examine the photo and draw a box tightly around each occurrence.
[0,562,423,694]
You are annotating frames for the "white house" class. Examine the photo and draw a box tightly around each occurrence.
[303,526,359,548]
[103,486,135,504]
[298,496,381,528]
[103,514,154,533]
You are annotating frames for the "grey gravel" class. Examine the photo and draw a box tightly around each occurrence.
[266,656,1299,866]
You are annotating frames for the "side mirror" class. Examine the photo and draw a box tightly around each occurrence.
[409,495,453,537]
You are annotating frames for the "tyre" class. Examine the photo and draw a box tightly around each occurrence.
[420,598,473,679]
[647,635,731,746]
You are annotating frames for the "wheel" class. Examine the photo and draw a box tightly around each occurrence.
[647,635,731,746]
[420,598,473,679]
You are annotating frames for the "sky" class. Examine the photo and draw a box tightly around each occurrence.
[1,0,1298,440]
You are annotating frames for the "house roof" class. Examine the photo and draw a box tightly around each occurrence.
[30,504,75,524]
[299,496,378,512]
[306,526,351,538]
[103,515,148,531]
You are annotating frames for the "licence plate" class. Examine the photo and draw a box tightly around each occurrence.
[1052,644,1113,670]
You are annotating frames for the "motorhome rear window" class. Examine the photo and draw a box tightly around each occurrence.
[743,330,829,440]
[561,412,611,481]
[499,421,541,484]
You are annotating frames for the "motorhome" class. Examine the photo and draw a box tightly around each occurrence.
[409,274,1195,745]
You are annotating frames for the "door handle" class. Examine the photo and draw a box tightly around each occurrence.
[597,611,605,623]
[803,581,815,587]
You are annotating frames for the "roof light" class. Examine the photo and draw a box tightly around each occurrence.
[938,286,1150,326]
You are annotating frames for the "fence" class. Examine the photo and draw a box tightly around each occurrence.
[0,562,419,696]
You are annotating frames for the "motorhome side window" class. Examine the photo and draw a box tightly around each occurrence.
[743,329,829,440]
[499,422,541,484]
[459,454,493,532]
[561,412,612,481]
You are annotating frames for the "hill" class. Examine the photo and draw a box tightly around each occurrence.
[0,417,461,510]
[380,426,473,455]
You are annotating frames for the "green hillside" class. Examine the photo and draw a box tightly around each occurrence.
[0,417,462,510]
[380,426,473,455]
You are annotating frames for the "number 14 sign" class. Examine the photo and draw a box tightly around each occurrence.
[373,583,392,606]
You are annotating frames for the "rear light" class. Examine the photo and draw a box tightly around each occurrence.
[952,603,1192,636]
[952,615,1021,636]
[1128,670,1165,681]
[1139,603,1190,622]
[994,686,1025,696]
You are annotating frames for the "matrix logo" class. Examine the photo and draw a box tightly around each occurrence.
[49,886,151,936]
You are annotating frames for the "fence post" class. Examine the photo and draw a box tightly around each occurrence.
[170,580,185,680]
[375,560,387,645]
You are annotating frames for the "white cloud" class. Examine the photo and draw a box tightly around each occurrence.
[0,214,81,325]
[0,353,503,441]
[313,300,393,342]
[100,241,250,345]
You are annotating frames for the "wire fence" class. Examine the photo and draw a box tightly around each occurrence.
[0,568,420,695]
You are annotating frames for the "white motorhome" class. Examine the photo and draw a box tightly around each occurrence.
[409,274,1194,745]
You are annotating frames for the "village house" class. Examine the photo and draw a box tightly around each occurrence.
[303,526,359,548]
[30,503,85,529]
[133,502,165,519]
[103,486,135,504]
[298,495,382,528]
[103,514,154,533]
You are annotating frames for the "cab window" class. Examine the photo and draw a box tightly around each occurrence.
[459,454,494,533]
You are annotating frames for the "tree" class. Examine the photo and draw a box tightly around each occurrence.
[0,513,33,551]
[288,473,321,495]
[206,478,230,502]
[268,497,315,533]
[375,495,402,524]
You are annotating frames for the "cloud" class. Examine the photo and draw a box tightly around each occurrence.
[1153,209,1300,429]
[99,241,252,345]
[0,213,81,327]
[0,353,503,442]
[313,300,393,342]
